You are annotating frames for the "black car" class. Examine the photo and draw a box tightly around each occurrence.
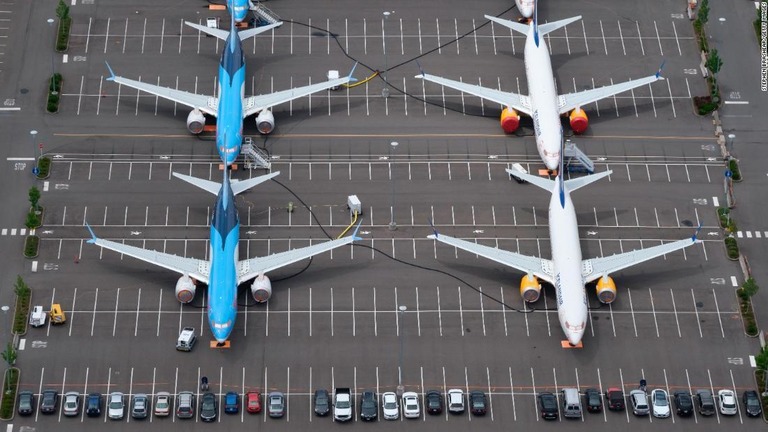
[743,390,763,417]
[538,392,558,420]
[40,389,58,414]
[17,391,35,416]
[426,390,443,414]
[469,391,487,415]
[200,392,217,422]
[584,388,602,413]
[313,389,330,416]
[673,391,693,417]
[605,387,625,411]
[360,390,377,421]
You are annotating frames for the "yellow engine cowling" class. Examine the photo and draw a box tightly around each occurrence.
[500,107,520,133]
[519,274,541,303]
[569,108,589,134]
[595,276,617,304]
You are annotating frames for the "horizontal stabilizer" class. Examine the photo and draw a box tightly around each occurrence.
[484,15,530,35]
[238,21,283,40]
[172,171,281,196]
[230,171,280,195]
[184,21,230,41]
[536,16,582,36]
[563,170,611,192]
[505,168,554,191]
[172,172,221,195]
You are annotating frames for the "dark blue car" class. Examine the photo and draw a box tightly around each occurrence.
[224,391,239,414]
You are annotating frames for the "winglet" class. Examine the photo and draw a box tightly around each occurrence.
[347,62,359,83]
[85,222,98,244]
[105,61,116,81]
[655,59,666,79]
[415,59,425,77]
[351,220,364,241]
[692,223,702,242]
[429,218,439,239]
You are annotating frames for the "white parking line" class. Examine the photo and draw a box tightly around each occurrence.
[126,367,134,423]
[599,20,607,55]
[57,367,67,422]
[90,287,98,336]
[85,17,92,53]
[617,21,626,55]
[436,18,442,54]
[103,17,110,54]
[104,367,112,423]
[712,288,725,338]
[707,369,721,423]
[653,21,663,55]
[670,288,681,337]
[636,21,645,55]
[81,367,89,422]
[627,288,638,337]
[685,369,699,423]
[663,369,675,423]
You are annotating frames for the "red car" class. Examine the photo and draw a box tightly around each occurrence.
[246,391,261,413]
[606,387,625,411]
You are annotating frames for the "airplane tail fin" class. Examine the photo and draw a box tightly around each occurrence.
[171,171,280,196]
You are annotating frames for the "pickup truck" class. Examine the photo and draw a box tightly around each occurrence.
[333,388,352,421]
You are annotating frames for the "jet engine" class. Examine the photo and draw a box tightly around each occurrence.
[186,108,205,134]
[256,110,275,134]
[500,107,520,133]
[568,108,589,134]
[595,275,617,304]
[519,274,541,303]
[175,275,197,303]
[250,274,273,303]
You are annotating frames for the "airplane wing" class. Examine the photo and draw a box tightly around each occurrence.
[583,235,699,284]
[236,229,361,283]
[242,75,354,117]
[106,63,218,116]
[416,73,532,115]
[428,233,554,283]
[86,226,210,284]
[557,74,661,114]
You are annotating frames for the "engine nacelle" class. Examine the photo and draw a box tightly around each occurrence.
[500,107,521,133]
[519,274,541,303]
[251,274,273,303]
[175,275,197,303]
[569,108,589,134]
[256,110,275,134]
[595,275,617,304]
[186,108,205,135]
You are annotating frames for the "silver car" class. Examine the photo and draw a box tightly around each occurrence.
[107,392,124,420]
[131,393,149,419]
[154,392,171,416]
[63,391,80,417]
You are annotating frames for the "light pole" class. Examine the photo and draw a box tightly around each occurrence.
[30,130,39,176]
[397,305,407,396]
[47,18,57,95]
[388,141,398,231]
[726,133,735,158]
[381,11,393,98]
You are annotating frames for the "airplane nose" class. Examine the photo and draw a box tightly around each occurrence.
[545,156,559,171]
[567,331,583,346]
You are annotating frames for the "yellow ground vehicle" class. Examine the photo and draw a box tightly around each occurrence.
[49,303,66,325]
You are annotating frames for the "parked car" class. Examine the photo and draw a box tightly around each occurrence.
[268,392,285,418]
[630,390,649,416]
[425,390,443,415]
[199,392,217,421]
[131,393,149,419]
[17,391,35,416]
[743,390,762,417]
[29,305,47,327]
[718,389,738,415]
[360,390,377,421]
[469,390,487,415]
[447,388,465,413]
[605,387,625,411]
[695,389,716,416]
[176,391,195,419]
[107,392,124,420]
[584,388,602,413]
[382,391,399,420]
[63,391,80,416]
[40,389,58,414]
[538,392,558,420]
[312,389,328,416]
[246,391,262,414]
[650,389,670,418]
[153,392,171,416]
[402,392,420,418]
[673,391,693,417]
[223,391,239,414]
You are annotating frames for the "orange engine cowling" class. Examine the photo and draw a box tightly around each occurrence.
[595,276,617,304]
[500,107,520,133]
[519,274,541,303]
[569,108,589,134]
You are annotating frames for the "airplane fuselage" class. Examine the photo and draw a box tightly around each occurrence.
[515,0,535,19]
[206,175,240,342]
[216,30,246,166]
[548,180,589,345]
[524,26,563,171]
[229,0,251,23]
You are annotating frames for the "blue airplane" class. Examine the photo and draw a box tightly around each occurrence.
[87,168,362,344]
[106,13,356,166]
[228,0,251,23]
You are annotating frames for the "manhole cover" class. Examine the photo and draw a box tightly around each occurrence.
[20,88,29,94]
[681,220,693,227]
[696,301,704,308]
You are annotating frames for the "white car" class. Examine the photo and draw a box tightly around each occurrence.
[154,392,171,416]
[29,305,47,327]
[717,389,737,415]
[402,392,420,418]
[381,392,399,420]
[448,388,465,413]
[63,391,80,416]
[650,389,670,418]
[108,392,124,420]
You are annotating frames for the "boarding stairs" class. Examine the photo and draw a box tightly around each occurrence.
[241,137,271,170]
[563,140,594,173]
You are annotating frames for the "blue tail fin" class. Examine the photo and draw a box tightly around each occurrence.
[533,3,539,47]
[558,132,565,208]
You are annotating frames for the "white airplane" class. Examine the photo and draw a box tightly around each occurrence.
[428,154,699,346]
[515,0,535,19]
[416,6,664,171]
